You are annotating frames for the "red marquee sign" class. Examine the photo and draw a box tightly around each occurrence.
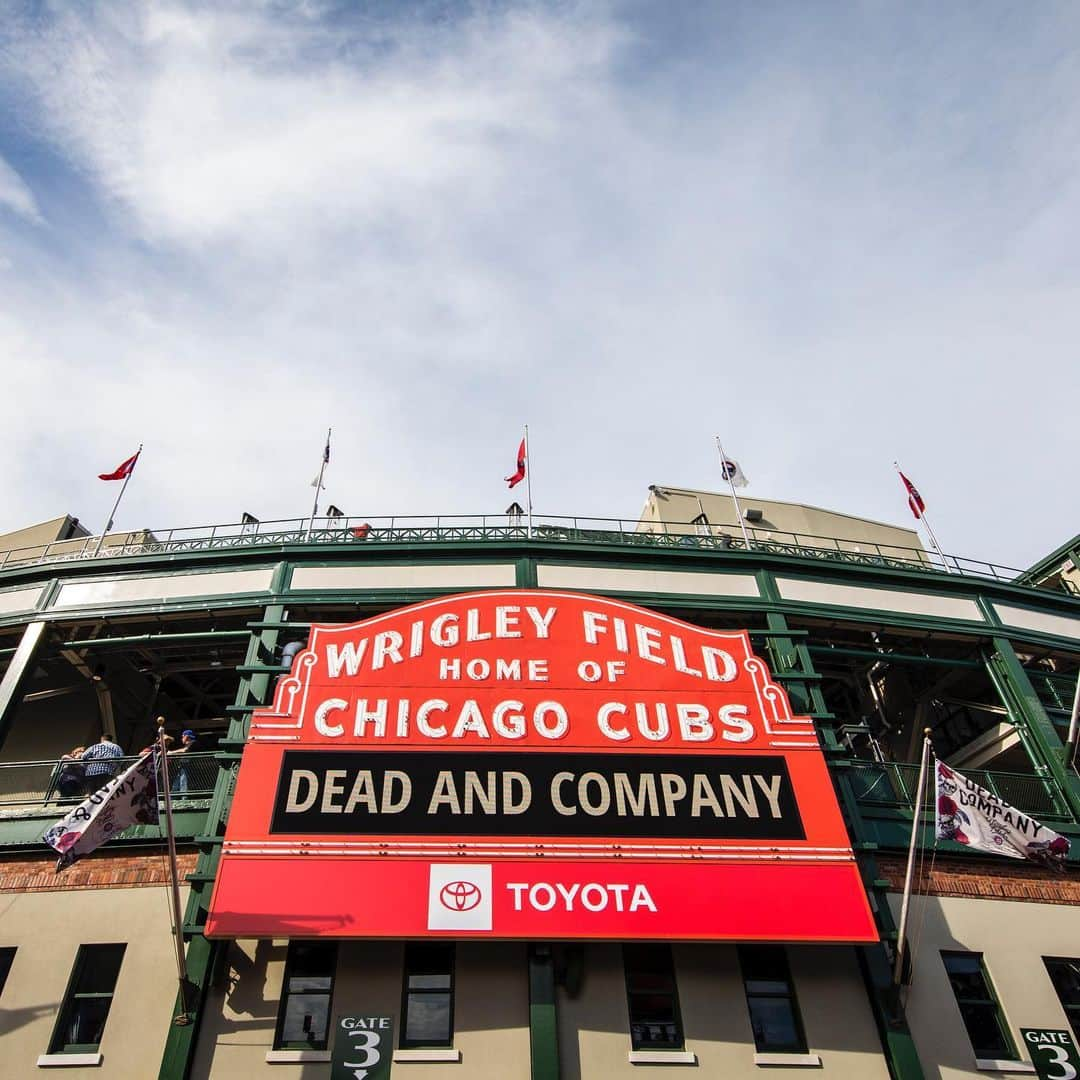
[206,590,876,942]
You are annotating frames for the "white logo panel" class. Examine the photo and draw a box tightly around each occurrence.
[427,864,493,931]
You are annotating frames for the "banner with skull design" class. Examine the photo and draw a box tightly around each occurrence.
[935,760,1070,863]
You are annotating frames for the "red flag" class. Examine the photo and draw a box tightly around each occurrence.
[98,450,140,481]
[505,438,526,489]
[898,471,925,520]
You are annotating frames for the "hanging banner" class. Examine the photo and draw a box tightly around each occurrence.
[935,760,1071,862]
[43,751,159,870]
[207,590,876,942]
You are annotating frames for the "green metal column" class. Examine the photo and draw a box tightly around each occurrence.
[158,602,287,1080]
[985,637,1080,821]
[0,620,45,749]
[756,579,925,1080]
[528,944,560,1080]
[517,554,538,588]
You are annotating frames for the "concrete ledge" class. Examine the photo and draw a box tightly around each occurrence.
[975,1062,1035,1074]
[628,1050,697,1065]
[392,1049,462,1063]
[754,1053,822,1067]
[37,1053,103,1067]
[265,1049,331,1063]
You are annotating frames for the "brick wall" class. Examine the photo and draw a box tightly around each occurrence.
[1,849,199,892]
[876,854,1080,906]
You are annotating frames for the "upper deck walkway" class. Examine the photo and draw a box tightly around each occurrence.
[1,514,1070,596]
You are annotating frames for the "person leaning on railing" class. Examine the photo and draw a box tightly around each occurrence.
[54,746,86,798]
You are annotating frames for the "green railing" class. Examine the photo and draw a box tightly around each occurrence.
[848,758,1075,823]
[0,751,219,814]
[0,513,1067,594]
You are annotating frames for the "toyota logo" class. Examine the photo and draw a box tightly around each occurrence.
[440,881,482,912]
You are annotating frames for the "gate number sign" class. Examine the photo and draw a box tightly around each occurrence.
[1022,1029,1080,1080]
[331,1014,394,1080]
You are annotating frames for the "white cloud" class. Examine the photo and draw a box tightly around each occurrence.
[0,2,1077,568]
[0,155,41,221]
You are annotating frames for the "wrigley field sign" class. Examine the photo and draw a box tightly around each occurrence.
[206,590,876,942]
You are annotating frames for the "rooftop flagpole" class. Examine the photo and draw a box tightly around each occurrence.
[94,444,142,557]
[306,428,331,540]
[504,430,529,530]
[894,462,952,574]
[715,437,752,548]
[524,424,533,540]
[157,720,190,1021]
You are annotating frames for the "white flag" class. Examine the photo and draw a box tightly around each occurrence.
[935,759,1070,863]
[310,431,330,487]
[43,752,160,870]
[719,457,748,488]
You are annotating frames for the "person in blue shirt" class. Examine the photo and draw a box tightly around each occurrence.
[170,729,199,795]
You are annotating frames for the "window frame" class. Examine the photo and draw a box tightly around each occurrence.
[273,940,338,1051]
[623,943,685,1052]
[0,947,14,998]
[1043,957,1080,1043]
[399,942,455,1050]
[48,944,127,1055]
[941,950,1016,1061]
[738,945,808,1055]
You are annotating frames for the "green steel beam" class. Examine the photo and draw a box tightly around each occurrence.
[985,638,1080,821]
[528,944,559,1080]
[757,590,925,1080]
[58,629,253,650]
[808,645,983,670]
[856,934,928,1080]
[0,621,46,750]
[158,604,286,1080]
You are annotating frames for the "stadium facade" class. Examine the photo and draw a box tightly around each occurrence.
[0,498,1077,1080]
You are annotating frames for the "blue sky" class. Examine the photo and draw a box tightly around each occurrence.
[0,1,1077,569]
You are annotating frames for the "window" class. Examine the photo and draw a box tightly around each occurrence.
[274,941,337,1050]
[739,945,807,1054]
[624,944,683,1051]
[691,512,710,537]
[942,951,1015,1060]
[401,943,454,1048]
[1044,958,1080,1042]
[49,944,126,1054]
[0,948,14,997]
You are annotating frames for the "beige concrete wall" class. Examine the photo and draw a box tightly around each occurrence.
[0,516,83,557]
[638,488,924,561]
[0,885,189,1079]
[888,893,1080,1078]
[559,942,889,1079]
[193,940,531,1080]
[0,521,155,565]
[194,938,887,1078]
[0,903,898,1080]
[191,938,291,1079]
